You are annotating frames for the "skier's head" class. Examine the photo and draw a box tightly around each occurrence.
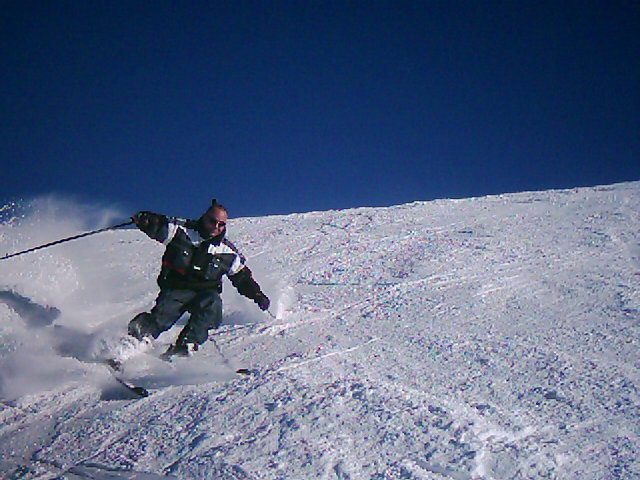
[197,199,228,241]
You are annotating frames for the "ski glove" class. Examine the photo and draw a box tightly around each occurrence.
[133,211,158,227]
[254,292,270,311]
[132,211,169,241]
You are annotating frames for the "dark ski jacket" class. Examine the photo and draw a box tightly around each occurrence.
[137,213,262,300]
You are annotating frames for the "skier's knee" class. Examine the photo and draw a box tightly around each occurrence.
[128,312,159,340]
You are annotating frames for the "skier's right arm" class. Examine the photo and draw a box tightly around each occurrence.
[132,211,169,243]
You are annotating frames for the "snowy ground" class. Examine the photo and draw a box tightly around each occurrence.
[0,183,638,479]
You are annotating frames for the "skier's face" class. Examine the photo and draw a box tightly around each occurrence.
[201,207,228,237]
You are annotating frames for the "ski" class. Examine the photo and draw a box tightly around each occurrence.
[56,336,249,399]
[52,341,150,398]
[102,358,150,398]
[160,340,252,376]
[160,351,253,376]
[112,375,150,398]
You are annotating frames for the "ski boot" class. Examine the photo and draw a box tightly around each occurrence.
[161,341,198,361]
[128,312,159,340]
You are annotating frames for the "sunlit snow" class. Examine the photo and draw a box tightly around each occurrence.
[0,183,638,479]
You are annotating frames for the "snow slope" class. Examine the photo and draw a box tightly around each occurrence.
[0,183,638,479]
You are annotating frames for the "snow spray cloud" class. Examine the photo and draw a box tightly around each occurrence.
[0,195,127,305]
[0,195,136,399]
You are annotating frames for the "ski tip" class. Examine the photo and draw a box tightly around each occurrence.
[235,368,252,375]
[112,376,150,398]
[132,386,150,397]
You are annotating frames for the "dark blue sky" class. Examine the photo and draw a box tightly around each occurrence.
[2,1,639,219]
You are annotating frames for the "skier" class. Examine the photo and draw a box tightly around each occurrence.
[126,199,270,358]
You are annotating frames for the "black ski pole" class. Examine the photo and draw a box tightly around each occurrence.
[1,220,135,261]
[210,335,251,375]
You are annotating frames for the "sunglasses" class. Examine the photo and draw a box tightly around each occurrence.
[204,216,226,228]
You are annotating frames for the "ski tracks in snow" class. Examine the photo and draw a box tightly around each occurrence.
[1,183,639,479]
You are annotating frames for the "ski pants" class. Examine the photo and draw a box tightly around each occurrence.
[129,288,223,345]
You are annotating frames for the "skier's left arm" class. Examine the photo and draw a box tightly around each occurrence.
[228,260,270,311]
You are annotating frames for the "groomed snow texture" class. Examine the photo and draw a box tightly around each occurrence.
[0,183,638,479]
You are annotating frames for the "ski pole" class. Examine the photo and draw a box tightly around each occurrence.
[210,334,251,375]
[1,220,135,261]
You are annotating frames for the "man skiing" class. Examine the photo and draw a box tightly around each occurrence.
[126,199,270,358]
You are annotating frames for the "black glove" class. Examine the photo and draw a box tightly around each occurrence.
[132,211,168,240]
[254,292,270,311]
[132,211,148,228]
[133,211,166,227]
